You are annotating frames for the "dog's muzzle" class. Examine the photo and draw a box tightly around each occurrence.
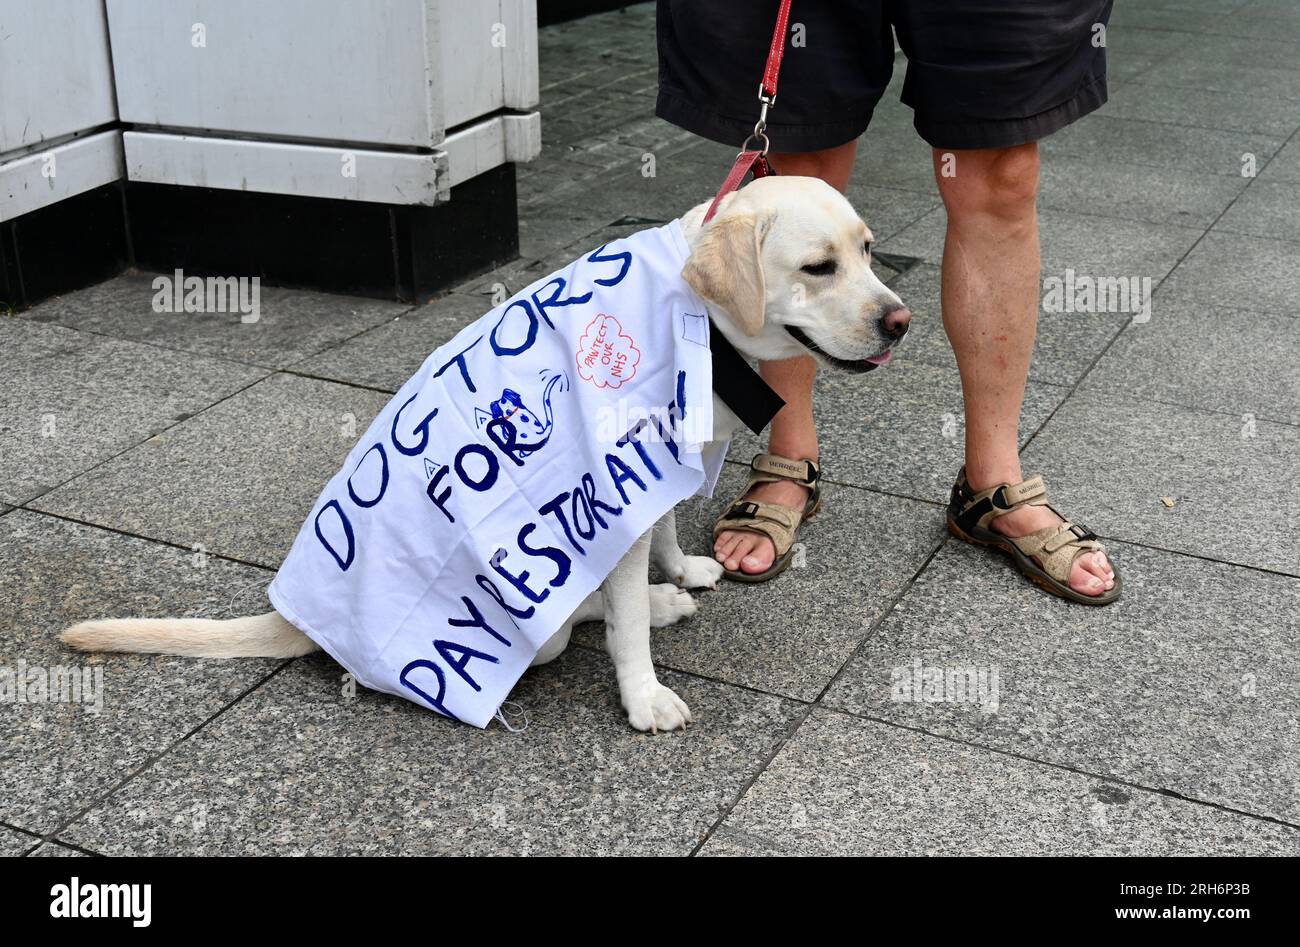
[785,304,909,373]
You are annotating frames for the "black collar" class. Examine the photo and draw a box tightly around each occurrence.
[709,319,785,435]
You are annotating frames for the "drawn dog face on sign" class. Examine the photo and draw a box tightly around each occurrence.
[488,389,546,440]
[474,371,570,453]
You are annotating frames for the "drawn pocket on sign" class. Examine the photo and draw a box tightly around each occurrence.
[576,313,641,389]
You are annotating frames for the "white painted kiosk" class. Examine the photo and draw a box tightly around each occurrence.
[0,0,542,307]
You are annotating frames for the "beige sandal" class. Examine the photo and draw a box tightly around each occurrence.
[946,466,1121,606]
[713,453,821,583]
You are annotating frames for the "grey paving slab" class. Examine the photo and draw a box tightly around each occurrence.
[1104,26,1193,83]
[574,471,944,701]
[1156,230,1300,315]
[887,263,1131,388]
[0,511,280,834]
[1176,31,1300,70]
[452,219,649,301]
[22,273,411,370]
[1214,180,1300,243]
[294,293,485,392]
[1103,79,1300,138]
[1233,0,1300,33]
[446,251,557,305]
[851,134,941,195]
[703,710,1300,856]
[0,319,265,506]
[538,4,656,77]
[0,826,40,856]
[1113,0,1251,18]
[673,138,741,170]
[527,162,718,235]
[1109,3,1257,35]
[1019,389,1300,574]
[58,649,800,856]
[729,358,1069,505]
[28,842,89,857]
[538,113,652,164]
[844,184,942,243]
[824,540,1300,824]
[1139,48,1300,98]
[879,207,1204,287]
[32,374,391,569]
[1082,300,1300,424]
[1043,114,1284,177]
[519,124,679,213]
[549,115,699,176]
[1038,153,1248,230]
[516,197,624,264]
[1259,136,1300,184]
[537,97,663,164]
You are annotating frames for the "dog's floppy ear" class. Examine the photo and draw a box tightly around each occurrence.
[682,207,771,337]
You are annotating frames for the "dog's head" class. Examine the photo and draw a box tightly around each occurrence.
[682,176,909,371]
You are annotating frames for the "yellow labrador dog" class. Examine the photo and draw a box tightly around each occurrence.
[62,176,909,732]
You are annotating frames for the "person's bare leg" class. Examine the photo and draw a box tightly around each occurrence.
[714,140,858,574]
[937,143,1113,596]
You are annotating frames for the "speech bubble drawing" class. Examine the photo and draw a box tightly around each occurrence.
[575,313,642,389]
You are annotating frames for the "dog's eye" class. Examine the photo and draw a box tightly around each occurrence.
[863,241,872,256]
[800,259,837,277]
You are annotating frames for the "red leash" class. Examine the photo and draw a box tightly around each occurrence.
[702,0,794,223]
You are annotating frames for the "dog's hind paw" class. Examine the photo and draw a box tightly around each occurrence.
[649,583,697,627]
[623,676,693,733]
[671,555,725,590]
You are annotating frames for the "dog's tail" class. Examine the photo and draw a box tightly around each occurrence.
[60,611,320,659]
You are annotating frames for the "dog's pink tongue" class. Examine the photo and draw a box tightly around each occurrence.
[865,349,893,366]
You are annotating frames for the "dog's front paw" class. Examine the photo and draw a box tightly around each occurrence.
[649,583,697,627]
[622,675,693,733]
[671,555,725,590]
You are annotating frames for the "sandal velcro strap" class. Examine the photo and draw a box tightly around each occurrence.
[1042,522,1097,553]
[1012,522,1103,583]
[751,452,819,485]
[953,471,1050,533]
[995,475,1046,508]
[712,499,801,554]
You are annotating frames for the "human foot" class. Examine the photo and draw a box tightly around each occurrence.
[987,500,1114,598]
[713,478,812,575]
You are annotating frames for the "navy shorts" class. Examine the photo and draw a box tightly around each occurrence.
[656,0,1113,152]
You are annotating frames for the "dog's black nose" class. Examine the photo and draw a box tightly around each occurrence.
[879,305,911,339]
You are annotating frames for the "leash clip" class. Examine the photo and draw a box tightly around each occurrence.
[739,128,770,158]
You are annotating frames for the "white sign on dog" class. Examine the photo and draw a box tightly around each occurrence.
[269,222,714,727]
